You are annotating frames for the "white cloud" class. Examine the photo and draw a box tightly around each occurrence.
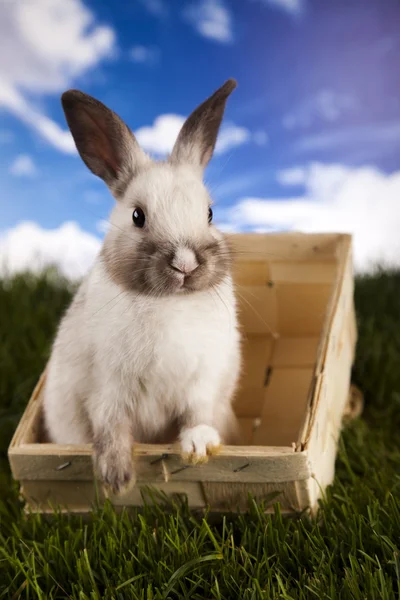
[0,84,77,154]
[296,120,400,153]
[254,0,304,16]
[216,222,240,233]
[136,114,185,155]
[138,0,168,17]
[215,124,251,154]
[283,90,355,130]
[0,0,115,153]
[130,45,160,65]
[315,90,347,121]
[227,163,400,272]
[0,221,101,280]
[135,115,252,156]
[277,166,306,186]
[96,219,110,234]
[183,0,233,43]
[9,154,38,177]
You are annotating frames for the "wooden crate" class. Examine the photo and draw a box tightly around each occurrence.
[8,232,357,515]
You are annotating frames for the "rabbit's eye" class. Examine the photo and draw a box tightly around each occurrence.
[208,207,213,224]
[132,208,145,228]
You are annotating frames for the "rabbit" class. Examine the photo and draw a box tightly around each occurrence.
[42,79,242,495]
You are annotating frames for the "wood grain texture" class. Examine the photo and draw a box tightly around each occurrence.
[10,443,309,483]
[230,232,344,263]
[201,478,313,512]
[21,480,206,510]
[253,368,314,446]
[270,260,337,284]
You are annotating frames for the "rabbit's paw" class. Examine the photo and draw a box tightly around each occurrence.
[180,425,221,465]
[94,446,135,497]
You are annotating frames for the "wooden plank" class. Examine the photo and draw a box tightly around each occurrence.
[311,331,354,459]
[201,479,313,512]
[23,502,299,517]
[313,235,354,376]
[237,418,257,444]
[307,422,339,509]
[10,444,310,483]
[232,260,270,286]
[21,480,101,509]
[276,283,333,336]
[233,388,266,418]
[300,235,355,448]
[20,480,207,510]
[272,337,319,368]
[239,335,274,388]
[236,286,278,335]
[270,261,337,284]
[229,232,344,262]
[110,481,206,508]
[301,239,356,511]
[253,368,314,446]
[228,234,272,260]
[9,368,47,447]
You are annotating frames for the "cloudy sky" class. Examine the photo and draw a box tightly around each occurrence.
[1,0,400,278]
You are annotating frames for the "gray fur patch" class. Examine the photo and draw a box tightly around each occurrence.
[170,79,237,169]
[61,89,143,195]
[101,234,232,297]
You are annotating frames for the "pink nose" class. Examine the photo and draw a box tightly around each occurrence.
[170,247,199,275]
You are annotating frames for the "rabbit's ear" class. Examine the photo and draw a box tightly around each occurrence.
[61,90,149,198]
[170,79,237,171]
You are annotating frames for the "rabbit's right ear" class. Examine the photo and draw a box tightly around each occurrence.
[61,90,149,198]
[170,79,237,172]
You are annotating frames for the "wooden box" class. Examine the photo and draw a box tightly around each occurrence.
[8,233,357,515]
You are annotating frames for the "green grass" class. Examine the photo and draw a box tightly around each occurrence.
[0,269,399,598]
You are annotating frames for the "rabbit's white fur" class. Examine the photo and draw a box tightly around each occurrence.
[43,81,241,494]
[43,164,240,490]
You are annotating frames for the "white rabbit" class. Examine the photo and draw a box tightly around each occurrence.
[43,80,242,495]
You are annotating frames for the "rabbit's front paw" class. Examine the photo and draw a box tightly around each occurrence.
[180,425,221,465]
[94,446,135,496]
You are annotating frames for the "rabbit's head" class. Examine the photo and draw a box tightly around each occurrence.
[62,80,236,296]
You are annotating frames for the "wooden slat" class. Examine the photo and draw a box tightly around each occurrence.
[270,261,337,284]
[202,478,312,512]
[229,232,344,262]
[21,480,101,509]
[233,388,266,418]
[272,337,319,368]
[237,418,257,444]
[111,481,206,507]
[21,480,207,510]
[307,423,338,511]
[10,444,310,483]
[276,283,333,336]
[253,368,314,446]
[301,237,356,511]
[300,235,355,448]
[9,369,47,447]
[239,335,274,388]
[232,260,270,286]
[236,286,278,335]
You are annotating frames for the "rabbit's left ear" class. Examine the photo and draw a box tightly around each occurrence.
[61,90,149,198]
[170,79,237,171]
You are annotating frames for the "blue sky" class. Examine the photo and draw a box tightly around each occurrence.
[1,0,400,275]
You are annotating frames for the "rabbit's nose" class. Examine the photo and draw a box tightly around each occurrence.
[170,247,199,275]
